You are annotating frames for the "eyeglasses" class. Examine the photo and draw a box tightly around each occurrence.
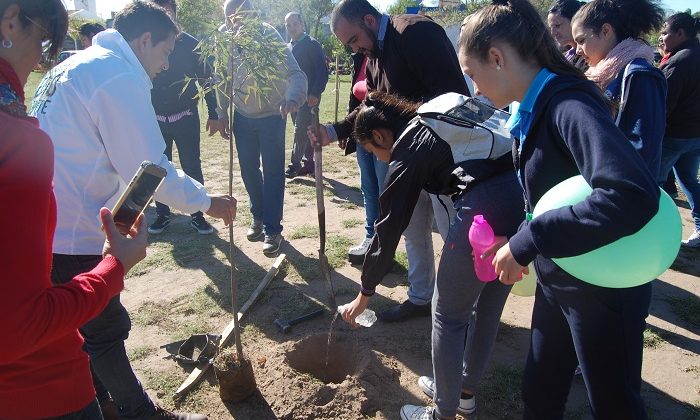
[24,15,50,43]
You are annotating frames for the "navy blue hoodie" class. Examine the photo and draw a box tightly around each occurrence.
[508,74,660,276]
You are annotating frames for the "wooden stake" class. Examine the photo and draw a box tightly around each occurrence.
[174,254,286,398]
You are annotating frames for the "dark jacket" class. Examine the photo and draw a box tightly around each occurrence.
[342,53,367,155]
[289,34,328,99]
[332,14,468,141]
[360,120,514,291]
[661,37,700,139]
[605,58,667,177]
[152,32,217,120]
[508,75,659,279]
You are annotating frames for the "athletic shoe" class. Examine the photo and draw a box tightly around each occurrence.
[400,405,435,420]
[682,230,700,248]
[263,234,283,255]
[148,214,170,234]
[378,300,431,322]
[285,166,299,179]
[190,215,214,235]
[418,376,476,416]
[246,220,264,242]
[348,237,372,264]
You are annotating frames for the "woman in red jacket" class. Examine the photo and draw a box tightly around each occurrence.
[0,1,147,418]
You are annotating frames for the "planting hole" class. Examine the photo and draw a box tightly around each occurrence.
[285,333,361,384]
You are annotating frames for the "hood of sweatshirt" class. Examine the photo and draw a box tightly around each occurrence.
[93,29,152,90]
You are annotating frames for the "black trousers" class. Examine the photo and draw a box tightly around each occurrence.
[154,111,204,218]
[522,257,651,420]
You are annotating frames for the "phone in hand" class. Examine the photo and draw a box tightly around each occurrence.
[111,161,167,235]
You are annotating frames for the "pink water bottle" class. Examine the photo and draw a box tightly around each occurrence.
[469,215,498,282]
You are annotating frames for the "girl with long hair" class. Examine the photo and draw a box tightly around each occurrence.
[547,0,588,70]
[329,91,524,420]
[571,0,667,177]
[460,0,659,418]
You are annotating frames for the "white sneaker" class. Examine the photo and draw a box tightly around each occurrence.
[348,236,372,264]
[400,405,435,420]
[682,230,700,248]
[418,376,476,416]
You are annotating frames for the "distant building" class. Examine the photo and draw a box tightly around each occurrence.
[62,0,101,20]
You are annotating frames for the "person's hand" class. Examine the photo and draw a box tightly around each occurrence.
[483,239,528,285]
[307,95,319,107]
[100,208,147,274]
[339,292,370,329]
[217,114,231,140]
[308,123,332,147]
[206,119,227,138]
[280,100,299,118]
[205,194,237,226]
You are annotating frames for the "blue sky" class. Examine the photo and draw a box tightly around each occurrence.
[96,0,697,19]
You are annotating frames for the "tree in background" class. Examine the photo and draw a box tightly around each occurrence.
[177,0,223,37]
[387,0,418,15]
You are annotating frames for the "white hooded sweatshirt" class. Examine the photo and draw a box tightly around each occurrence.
[32,29,211,255]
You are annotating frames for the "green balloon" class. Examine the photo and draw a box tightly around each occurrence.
[532,175,682,288]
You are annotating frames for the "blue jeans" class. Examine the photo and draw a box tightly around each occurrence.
[154,111,205,219]
[49,399,103,419]
[51,254,156,419]
[657,136,700,231]
[233,112,286,235]
[356,145,388,238]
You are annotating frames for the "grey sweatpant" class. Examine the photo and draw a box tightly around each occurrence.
[431,170,524,418]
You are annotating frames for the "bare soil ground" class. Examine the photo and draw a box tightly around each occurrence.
[27,73,700,419]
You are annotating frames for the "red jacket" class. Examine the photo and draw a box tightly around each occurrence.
[0,60,125,419]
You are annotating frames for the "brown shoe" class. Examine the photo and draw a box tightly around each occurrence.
[149,406,208,420]
[98,398,120,420]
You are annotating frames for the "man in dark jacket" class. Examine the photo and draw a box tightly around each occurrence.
[658,12,700,247]
[284,12,328,178]
[148,0,224,235]
[315,0,469,322]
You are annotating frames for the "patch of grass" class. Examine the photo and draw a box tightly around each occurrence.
[392,250,409,274]
[171,318,216,341]
[479,364,524,418]
[241,324,264,340]
[128,345,157,362]
[235,205,252,227]
[287,182,316,199]
[326,234,353,269]
[339,201,359,210]
[132,300,173,328]
[142,368,183,399]
[289,224,320,240]
[643,328,665,349]
[665,295,700,327]
[342,218,364,229]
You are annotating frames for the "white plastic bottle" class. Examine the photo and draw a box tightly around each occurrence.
[337,304,377,327]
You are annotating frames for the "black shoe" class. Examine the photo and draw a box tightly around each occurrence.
[285,166,299,179]
[246,220,264,242]
[263,234,283,255]
[297,165,315,177]
[378,300,431,322]
[148,214,170,234]
[191,215,214,235]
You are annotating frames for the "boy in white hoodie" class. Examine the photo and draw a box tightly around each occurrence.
[31,2,234,419]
